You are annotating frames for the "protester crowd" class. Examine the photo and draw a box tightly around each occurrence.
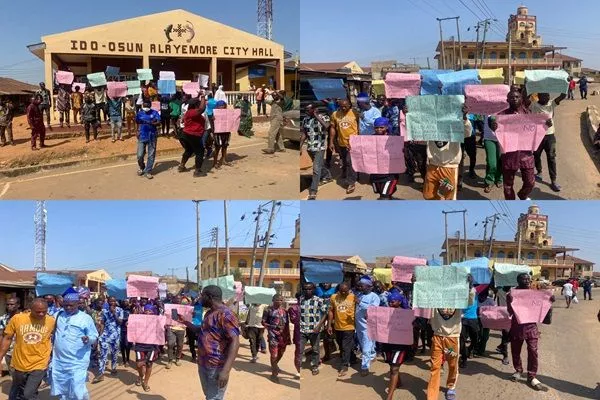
[301,80,573,200]
[298,268,560,400]
[0,284,298,400]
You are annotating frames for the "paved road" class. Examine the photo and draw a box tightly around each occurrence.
[0,140,299,200]
[0,338,299,400]
[300,95,600,200]
[301,288,600,400]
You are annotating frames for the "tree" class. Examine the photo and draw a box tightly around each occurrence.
[232,268,242,282]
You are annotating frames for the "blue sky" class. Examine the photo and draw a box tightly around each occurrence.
[301,201,600,271]
[301,0,600,70]
[0,0,299,84]
[0,201,299,279]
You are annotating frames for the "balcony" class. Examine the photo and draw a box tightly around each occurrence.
[462,59,563,67]
[238,267,299,277]
[490,258,574,266]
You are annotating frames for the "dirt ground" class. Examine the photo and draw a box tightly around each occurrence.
[301,288,600,400]
[0,336,299,400]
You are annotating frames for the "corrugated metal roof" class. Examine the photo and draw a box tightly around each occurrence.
[0,77,39,96]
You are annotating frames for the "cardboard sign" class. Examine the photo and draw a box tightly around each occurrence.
[349,135,406,174]
[127,314,166,345]
[126,275,159,298]
[366,306,414,344]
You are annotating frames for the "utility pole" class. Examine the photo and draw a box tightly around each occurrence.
[452,36,456,69]
[186,266,189,291]
[517,221,522,262]
[249,204,264,286]
[443,210,468,263]
[168,268,176,278]
[437,18,446,70]
[224,201,231,276]
[214,227,219,277]
[455,230,461,261]
[488,215,499,258]
[474,22,481,69]
[508,29,513,84]
[427,57,431,69]
[480,20,490,68]
[456,17,463,70]
[482,218,488,250]
[463,211,468,261]
[193,200,202,288]
[258,201,277,287]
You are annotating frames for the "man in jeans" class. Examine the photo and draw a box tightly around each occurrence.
[329,99,360,194]
[0,298,56,400]
[245,303,266,362]
[136,100,161,179]
[327,282,356,377]
[255,84,266,116]
[299,283,328,375]
[179,285,239,400]
[301,104,333,200]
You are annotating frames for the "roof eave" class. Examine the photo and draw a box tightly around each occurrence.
[27,42,46,61]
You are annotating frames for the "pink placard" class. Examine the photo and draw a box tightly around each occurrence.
[107,81,128,98]
[126,275,159,298]
[479,306,511,330]
[391,256,427,282]
[510,289,552,324]
[183,82,200,95]
[127,314,166,345]
[164,304,194,327]
[151,101,161,113]
[72,83,86,93]
[213,109,241,133]
[56,71,74,85]
[413,308,433,319]
[234,281,243,302]
[464,84,510,115]
[384,73,421,98]
[366,306,414,345]
[349,135,406,174]
[494,113,548,153]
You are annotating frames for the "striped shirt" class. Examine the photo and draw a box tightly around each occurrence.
[302,114,330,152]
[299,295,328,334]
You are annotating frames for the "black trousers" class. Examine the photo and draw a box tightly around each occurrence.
[460,318,480,363]
[335,330,355,369]
[534,134,557,182]
[405,142,427,178]
[246,326,265,358]
[9,369,45,400]
[187,327,197,359]
[180,133,206,172]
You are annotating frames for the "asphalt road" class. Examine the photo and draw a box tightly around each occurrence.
[0,140,299,200]
[300,288,600,400]
[300,95,600,200]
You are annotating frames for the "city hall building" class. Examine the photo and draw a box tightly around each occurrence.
[27,9,288,101]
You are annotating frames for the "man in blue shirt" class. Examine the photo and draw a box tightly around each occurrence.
[459,275,479,369]
[136,100,161,179]
[357,93,381,135]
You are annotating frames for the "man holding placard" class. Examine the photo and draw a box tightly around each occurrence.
[56,85,71,128]
[523,86,566,192]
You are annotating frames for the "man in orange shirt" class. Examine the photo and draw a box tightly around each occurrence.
[327,282,356,377]
[0,298,55,400]
[329,99,360,194]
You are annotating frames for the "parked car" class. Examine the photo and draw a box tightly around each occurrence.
[280,109,300,143]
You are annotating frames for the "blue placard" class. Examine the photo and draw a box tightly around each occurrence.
[105,279,127,300]
[308,79,347,101]
[249,67,267,78]
[452,257,492,284]
[158,79,176,95]
[419,69,453,95]
[302,260,344,284]
[36,273,74,296]
[106,66,120,77]
[438,69,481,95]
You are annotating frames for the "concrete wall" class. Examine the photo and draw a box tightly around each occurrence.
[586,105,599,142]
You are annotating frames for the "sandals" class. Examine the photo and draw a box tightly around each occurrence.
[484,185,492,193]
[311,368,319,376]
[528,377,543,391]
[502,357,510,365]
[307,194,317,200]
[346,184,355,194]
[445,388,456,400]
[135,378,142,386]
[141,382,150,392]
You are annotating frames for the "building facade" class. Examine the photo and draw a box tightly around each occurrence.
[435,6,582,78]
[201,247,300,298]
[27,9,287,122]
[443,205,594,281]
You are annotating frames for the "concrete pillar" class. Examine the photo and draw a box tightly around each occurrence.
[86,56,93,74]
[210,57,218,87]
[142,54,150,69]
[276,58,285,91]
[231,62,236,91]
[44,50,55,123]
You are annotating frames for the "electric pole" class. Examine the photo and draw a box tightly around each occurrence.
[463,211,467,261]
[443,210,468,263]
[258,201,277,287]
[168,268,176,278]
[474,22,481,69]
[186,266,189,291]
[214,227,219,277]
[517,221,522,262]
[437,18,446,69]
[456,17,463,70]
[249,204,264,286]
[488,215,499,257]
[224,201,231,276]
[193,200,202,288]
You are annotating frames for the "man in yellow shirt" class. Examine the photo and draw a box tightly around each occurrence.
[0,298,55,400]
[329,99,360,194]
[327,282,356,377]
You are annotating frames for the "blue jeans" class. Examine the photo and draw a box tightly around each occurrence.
[197,365,227,400]
[308,149,332,194]
[137,138,157,174]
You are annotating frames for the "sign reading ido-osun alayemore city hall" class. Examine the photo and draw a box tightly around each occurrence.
[27,9,286,94]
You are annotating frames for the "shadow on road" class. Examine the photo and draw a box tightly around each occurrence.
[233,358,300,390]
[125,388,168,400]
